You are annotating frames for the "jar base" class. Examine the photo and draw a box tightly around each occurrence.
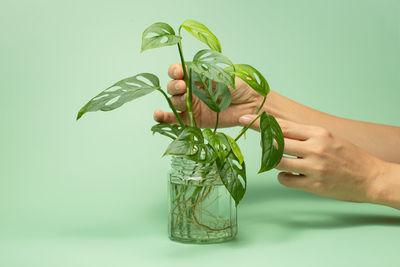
[169,234,236,244]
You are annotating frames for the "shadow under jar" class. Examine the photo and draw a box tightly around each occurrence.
[168,156,237,244]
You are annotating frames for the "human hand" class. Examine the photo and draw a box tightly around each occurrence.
[153,63,264,128]
[238,116,389,205]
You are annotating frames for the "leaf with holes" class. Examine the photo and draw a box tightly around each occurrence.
[203,129,230,160]
[188,49,235,89]
[217,153,247,206]
[164,127,216,163]
[190,70,231,113]
[225,64,270,96]
[141,22,182,52]
[203,129,246,205]
[151,123,183,140]
[179,19,222,52]
[203,129,243,164]
[259,112,284,173]
[76,73,160,120]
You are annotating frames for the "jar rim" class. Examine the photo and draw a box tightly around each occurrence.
[170,156,220,182]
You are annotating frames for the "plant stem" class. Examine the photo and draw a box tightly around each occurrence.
[213,112,220,133]
[177,41,195,127]
[157,89,184,127]
[255,96,266,114]
[234,95,266,141]
[234,113,262,141]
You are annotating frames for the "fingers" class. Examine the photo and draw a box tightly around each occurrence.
[239,116,307,157]
[153,109,184,125]
[283,138,307,157]
[167,64,186,112]
[276,119,316,140]
[155,63,187,123]
[238,114,260,131]
[170,94,187,112]
[168,63,184,80]
[275,157,308,174]
[277,172,309,190]
[238,116,321,141]
[167,80,187,95]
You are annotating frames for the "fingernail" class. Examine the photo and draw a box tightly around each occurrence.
[181,94,186,101]
[175,82,180,90]
[173,69,178,78]
[239,115,253,125]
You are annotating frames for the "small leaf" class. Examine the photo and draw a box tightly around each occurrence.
[259,112,284,173]
[179,19,222,52]
[223,134,244,164]
[217,154,246,206]
[77,73,160,120]
[190,70,231,113]
[164,127,202,156]
[188,49,235,88]
[141,22,182,52]
[203,129,230,160]
[225,64,270,96]
[202,128,214,141]
[203,130,243,164]
[151,123,183,140]
[164,127,216,163]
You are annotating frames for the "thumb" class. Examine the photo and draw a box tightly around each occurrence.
[238,114,260,131]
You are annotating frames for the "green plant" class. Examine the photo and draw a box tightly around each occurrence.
[76,19,284,207]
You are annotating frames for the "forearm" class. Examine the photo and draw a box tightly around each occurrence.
[264,90,400,163]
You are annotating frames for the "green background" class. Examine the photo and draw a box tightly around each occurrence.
[1,0,399,266]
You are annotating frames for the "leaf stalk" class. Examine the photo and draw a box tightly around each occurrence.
[234,113,262,141]
[157,89,185,127]
[213,112,220,133]
[255,96,266,114]
[234,95,266,141]
[177,41,195,127]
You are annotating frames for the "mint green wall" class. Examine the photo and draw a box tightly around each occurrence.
[0,0,399,266]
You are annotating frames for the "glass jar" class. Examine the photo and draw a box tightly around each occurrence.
[168,156,237,244]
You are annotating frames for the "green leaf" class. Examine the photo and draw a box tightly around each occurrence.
[224,134,244,164]
[190,70,231,113]
[225,64,270,96]
[202,128,213,136]
[202,128,214,144]
[203,130,243,164]
[164,127,202,156]
[77,73,160,120]
[259,112,284,173]
[203,129,230,160]
[151,123,183,140]
[179,19,222,52]
[164,127,216,163]
[141,22,182,52]
[188,49,235,88]
[202,129,246,205]
[217,154,246,206]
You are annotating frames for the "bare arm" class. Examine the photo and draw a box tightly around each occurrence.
[238,117,400,210]
[156,63,400,210]
[264,90,400,163]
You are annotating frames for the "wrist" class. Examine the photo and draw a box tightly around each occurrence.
[262,90,289,120]
[368,160,400,210]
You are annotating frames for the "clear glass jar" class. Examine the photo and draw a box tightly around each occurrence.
[168,156,237,244]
